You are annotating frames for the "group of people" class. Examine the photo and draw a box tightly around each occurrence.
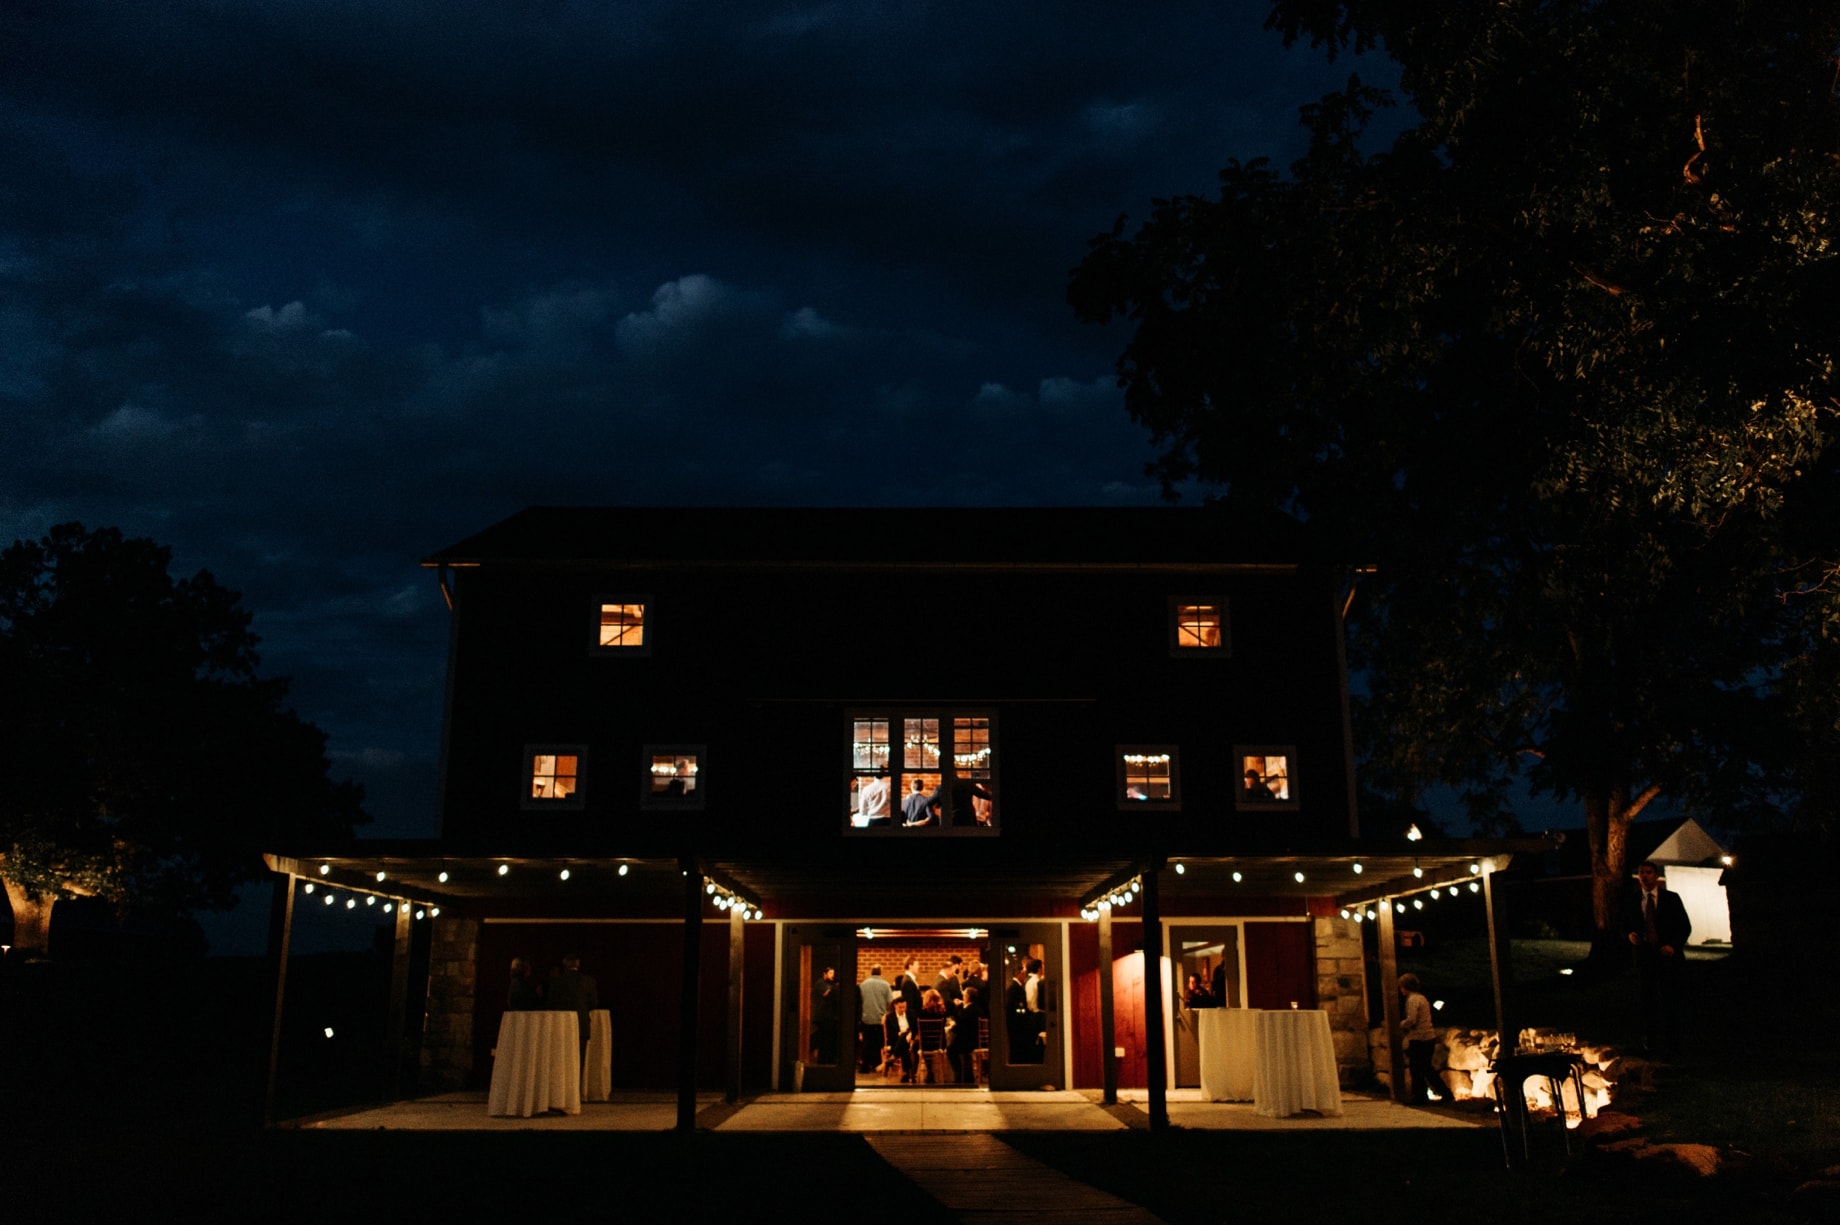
[849,777,996,829]
[858,955,992,1082]
[1390,858,1694,1106]
[507,954,600,1063]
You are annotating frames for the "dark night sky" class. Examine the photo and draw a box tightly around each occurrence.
[4,2,1396,947]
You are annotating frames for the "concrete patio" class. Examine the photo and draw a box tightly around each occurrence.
[289,1087,1490,1133]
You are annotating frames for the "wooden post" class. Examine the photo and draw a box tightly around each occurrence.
[1376,897,1405,1103]
[1483,864,1516,1058]
[264,873,296,1127]
[726,903,745,1103]
[677,865,704,1131]
[1097,905,1117,1105]
[1141,869,1168,1131]
[385,901,413,1100]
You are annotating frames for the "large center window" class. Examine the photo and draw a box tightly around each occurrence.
[847,710,996,835]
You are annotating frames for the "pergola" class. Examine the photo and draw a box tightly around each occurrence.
[263,836,1554,1129]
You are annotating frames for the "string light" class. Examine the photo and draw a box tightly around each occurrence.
[559,868,571,881]
[1232,871,1243,883]
[1083,875,1145,919]
[618,864,629,876]
[1469,862,1481,874]
[319,863,331,875]
[1351,862,1363,874]
[1293,871,1305,883]
[497,863,510,877]
[438,871,449,883]
[1469,881,1481,893]
[303,882,315,894]
[702,877,761,920]
[375,870,387,882]
[1174,862,1185,874]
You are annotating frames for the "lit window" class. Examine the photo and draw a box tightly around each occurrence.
[522,745,586,810]
[1118,745,1180,809]
[848,711,996,834]
[1170,597,1229,654]
[642,745,704,809]
[1236,747,1298,809]
[591,596,651,654]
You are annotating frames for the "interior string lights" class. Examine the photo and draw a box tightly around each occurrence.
[1080,875,1143,921]
[704,878,763,921]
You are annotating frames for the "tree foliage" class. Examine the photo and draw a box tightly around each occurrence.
[0,524,366,950]
[1070,1,1840,934]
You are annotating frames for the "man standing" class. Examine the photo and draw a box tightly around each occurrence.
[545,954,599,1066]
[935,955,965,1016]
[1622,861,1691,1057]
[897,957,924,1015]
[859,965,892,1071]
[1005,960,1041,1064]
[812,966,840,1064]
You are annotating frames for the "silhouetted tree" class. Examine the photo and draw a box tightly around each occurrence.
[1070,1,1840,953]
[0,524,366,954]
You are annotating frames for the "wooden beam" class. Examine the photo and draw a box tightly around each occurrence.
[1483,864,1516,1058]
[385,901,413,1100]
[1376,897,1405,1103]
[1141,866,1169,1131]
[677,863,703,1131]
[264,873,296,1127]
[1097,906,1117,1105]
[726,903,745,1104]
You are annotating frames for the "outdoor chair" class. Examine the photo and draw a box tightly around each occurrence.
[1490,1051,1588,1170]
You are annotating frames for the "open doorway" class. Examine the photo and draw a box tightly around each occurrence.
[1169,924,1241,1088]
[851,929,991,1089]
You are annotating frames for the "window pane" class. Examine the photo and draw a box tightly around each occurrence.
[1176,603,1222,649]
[903,718,940,770]
[599,602,646,648]
[852,719,890,771]
[1241,755,1289,802]
[953,717,992,780]
[650,753,697,795]
[850,774,893,826]
[1122,752,1173,800]
[898,773,943,826]
[531,753,578,799]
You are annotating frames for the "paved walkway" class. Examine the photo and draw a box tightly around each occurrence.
[867,1134,1166,1223]
[293,1087,1487,1133]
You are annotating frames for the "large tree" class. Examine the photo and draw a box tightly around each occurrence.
[0,524,366,954]
[1070,1,1840,948]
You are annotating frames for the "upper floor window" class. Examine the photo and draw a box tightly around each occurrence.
[1118,745,1180,809]
[1236,746,1297,810]
[1170,597,1229,655]
[643,745,704,810]
[522,745,586,810]
[592,597,650,654]
[848,711,996,835]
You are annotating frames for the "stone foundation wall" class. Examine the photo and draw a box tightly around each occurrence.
[1313,916,1372,1085]
[420,917,480,1092]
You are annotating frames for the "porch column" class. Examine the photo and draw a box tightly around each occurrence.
[1376,896,1405,1103]
[385,901,414,1100]
[1097,905,1117,1105]
[1141,866,1168,1131]
[1483,863,1516,1058]
[677,864,704,1131]
[726,902,745,1103]
[264,872,297,1127]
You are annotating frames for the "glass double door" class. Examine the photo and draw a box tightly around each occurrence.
[781,922,1063,1091]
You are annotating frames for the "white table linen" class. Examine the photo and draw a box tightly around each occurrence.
[487,1011,582,1117]
[1196,1008,1258,1101]
[1251,1008,1343,1118]
[582,1008,612,1101]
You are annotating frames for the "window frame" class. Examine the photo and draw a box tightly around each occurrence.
[589,594,653,656]
[641,743,706,811]
[1234,744,1299,811]
[1168,595,1230,657]
[521,743,587,811]
[845,708,998,836]
[1116,744,1182,810]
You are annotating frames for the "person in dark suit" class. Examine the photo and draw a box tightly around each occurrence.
[896,957,924,1015]
[1005,963,1041,1064]
[883,997,918,1082]
[545,954,600,1063]
[1621,861,1691,1057]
